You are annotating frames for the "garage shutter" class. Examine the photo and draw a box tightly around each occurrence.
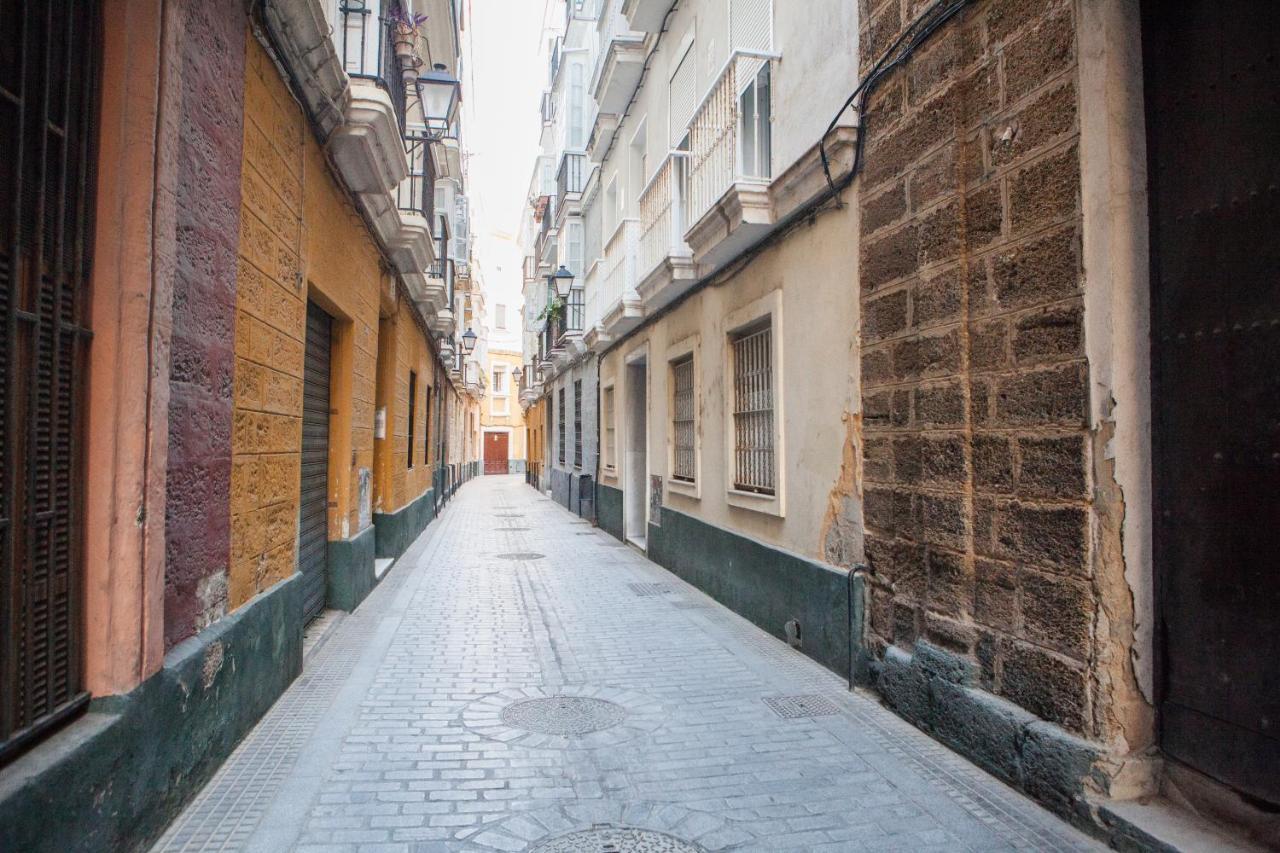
[299,302,333,624]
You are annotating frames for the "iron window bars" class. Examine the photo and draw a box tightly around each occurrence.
[672,356,696,482]
[558,387,567,465]
[731,323,775,494]
[573,380,583,469]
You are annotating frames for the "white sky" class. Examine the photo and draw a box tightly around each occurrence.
[461,0,557,352]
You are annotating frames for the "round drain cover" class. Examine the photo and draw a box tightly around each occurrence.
[501,696,626,736]
[532,827,703,852]
[496,552,544,560]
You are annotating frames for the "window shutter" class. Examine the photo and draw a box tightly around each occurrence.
[668,45,697,148]
[731,0,771,52]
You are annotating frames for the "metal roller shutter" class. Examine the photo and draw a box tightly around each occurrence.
[668,44,696,148]
[299,302,332,625]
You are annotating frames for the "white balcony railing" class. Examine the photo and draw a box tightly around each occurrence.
[638,151,691,283]
[597,218,639,322]
[686,50,778,229]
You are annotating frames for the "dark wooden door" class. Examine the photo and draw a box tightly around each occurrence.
[484,432,509,475]
[1144,2,1280,804]
[299,302,332,624]
[1,0,99,762]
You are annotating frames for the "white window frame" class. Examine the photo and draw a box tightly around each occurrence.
[602,382,617,474]
[665,335,701,499]
[723,290,784,517]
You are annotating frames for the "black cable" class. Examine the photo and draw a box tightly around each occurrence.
[819,0,973,196]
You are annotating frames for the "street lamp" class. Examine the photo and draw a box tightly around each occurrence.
[549,265,575,299]
[417,63,460,137]
[511,365,523,384]
[461,327,478,354]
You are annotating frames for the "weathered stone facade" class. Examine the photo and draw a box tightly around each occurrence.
[164,0,247,649]
[858,0,1096,736]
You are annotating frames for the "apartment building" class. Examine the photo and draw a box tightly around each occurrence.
[0,1,483,848]
[519,0,602,517]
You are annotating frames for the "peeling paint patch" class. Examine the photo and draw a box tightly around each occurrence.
[202,640,225,690]
[821,411,864,568]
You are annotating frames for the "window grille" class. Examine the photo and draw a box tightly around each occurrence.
[573,381,583,468]
[671,357,696,481]
[407,371,417,468]
[731,323,774,494]
[558,388,567,465]
[603,387,617,469]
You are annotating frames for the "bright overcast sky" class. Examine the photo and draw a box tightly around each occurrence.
[461,0,556,346]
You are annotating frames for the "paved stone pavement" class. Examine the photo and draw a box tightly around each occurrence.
[154,475,1102,853]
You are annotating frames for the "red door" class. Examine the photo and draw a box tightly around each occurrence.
[484,432,509,475]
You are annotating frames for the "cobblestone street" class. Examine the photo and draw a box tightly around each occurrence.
[154,476,1101,853]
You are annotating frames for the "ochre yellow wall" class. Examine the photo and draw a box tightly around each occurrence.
[481,349,527,459]
[229,36,384,608]
[374,295,437,514]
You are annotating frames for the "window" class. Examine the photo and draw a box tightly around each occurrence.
[739,64,772,179]
[407,370,417,468]
[495,303,506,329]
[573,380,583,468]
[569,62,586,149]
[424,386,433,464]
[558,387,567,465]
[671,356,696,482]
[603,385,616,470]
[730,322,774,494]
[492,365,507,394]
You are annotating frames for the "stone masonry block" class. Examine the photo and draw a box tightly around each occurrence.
[972,433,1014,493]
[992,362,1089,428]
[1010,144,1080,234]
[1012,304,1084,365]
[999,639,1089,732]
[993,500,1088,574]
[975,558,1019,632]
[933,679,1037,785]
[862,224,920,291]
[914,382,965,427]
[862,182,908,237]
[987,227,1080,313]
[1017,434,1086,499]
[925,548,973,619]
[865,288,911,342]
[891,329,962,381]
[1020,570,1093,659]
[990,83,1077,169]
[911,264,964,328]
[1003,7,1075,104]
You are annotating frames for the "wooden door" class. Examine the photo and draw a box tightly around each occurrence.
[1143,1,1280,804]
[484,432,509,475]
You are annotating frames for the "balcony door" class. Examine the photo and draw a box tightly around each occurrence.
[624,354,648,549]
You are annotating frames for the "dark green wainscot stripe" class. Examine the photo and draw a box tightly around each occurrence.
[596,482,624,542]
[647,506,858,678]
[373,487,435,561]
[327,523,378,612]
[874,640,1110,835]
[0,573,303,853]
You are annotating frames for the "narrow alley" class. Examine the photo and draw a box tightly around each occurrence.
[153,476,1098,853]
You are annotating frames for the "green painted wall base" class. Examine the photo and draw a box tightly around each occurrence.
[327,524,378,612]
[647,506,856,678]
[373,488,435,561]
[596,482,624,542]
[0,573,303,853]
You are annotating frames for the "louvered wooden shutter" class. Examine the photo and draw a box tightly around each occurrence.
[669,44,697,148]
[1,0,99,761]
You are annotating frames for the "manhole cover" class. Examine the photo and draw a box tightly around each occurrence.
[628,582,674,597]
[763,694,840,719]
[501,696,626,736]
[494,513,524,518]
[496,552,544,560]
[532,827,703,852]
[501,527,531,532]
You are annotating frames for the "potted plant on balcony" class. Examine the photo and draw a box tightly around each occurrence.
[388,10,427,58]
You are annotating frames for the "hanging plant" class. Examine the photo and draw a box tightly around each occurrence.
[388,10,428,49]
[537,297,565,324]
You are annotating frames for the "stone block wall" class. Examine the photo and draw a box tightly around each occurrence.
[163,1,247,649]
[229,36,308,611]
[391,298,436,511]
[857,0,1096,737]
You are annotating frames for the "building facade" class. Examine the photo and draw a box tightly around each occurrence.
[0,1,483,849]
[520,0,1280,846]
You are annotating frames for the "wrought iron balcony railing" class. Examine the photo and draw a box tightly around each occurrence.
[556,152,587,212]
[397,133,436,220]
[337,0,409,131]
[638,150,691,282]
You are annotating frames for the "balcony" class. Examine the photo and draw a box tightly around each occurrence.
[591,6,646,115]
[684,51,779,268]
[621,0,672,32]
[586,113,619,164]
[541,91,555,126]
[556,152,587,219]
[384,132,436,275]
[328,1,410,193]
[636,151,695,311]
[587,218,643,348]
